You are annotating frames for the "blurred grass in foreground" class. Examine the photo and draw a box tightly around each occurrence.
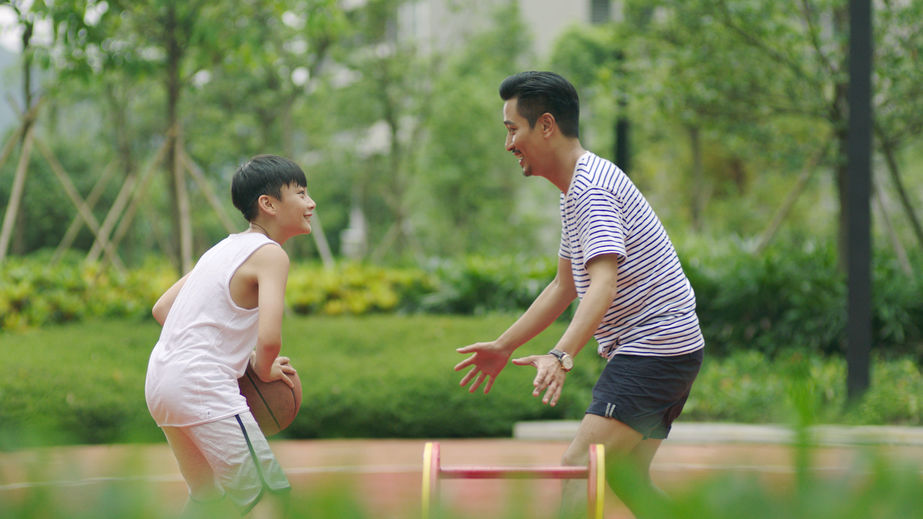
[1,459,919,519]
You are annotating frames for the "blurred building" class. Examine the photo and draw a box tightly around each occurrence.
[396,0,618,59]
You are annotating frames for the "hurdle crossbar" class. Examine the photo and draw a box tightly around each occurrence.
[440,465,588,479]
[421,441,605,519]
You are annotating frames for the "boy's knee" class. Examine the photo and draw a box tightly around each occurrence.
[188,484,224,503]
[182,491,236,519]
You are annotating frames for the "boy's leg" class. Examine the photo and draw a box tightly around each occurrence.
[162,426,224,501]
[162,426,239,518]
[187,413,291,515]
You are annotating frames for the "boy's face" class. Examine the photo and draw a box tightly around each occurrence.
[275,183,316,237]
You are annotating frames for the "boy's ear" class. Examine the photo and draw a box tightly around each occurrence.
[257,194,277,215]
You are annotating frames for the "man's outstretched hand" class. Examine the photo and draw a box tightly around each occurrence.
[512,354,566,406]
[455,341,512,394]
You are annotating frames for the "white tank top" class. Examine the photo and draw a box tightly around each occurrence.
[145,232,277,427]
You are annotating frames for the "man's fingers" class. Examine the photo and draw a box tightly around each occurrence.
[483,376,495,394]
[459,367,478,386]
[454,356,475,372]
[469,372,486,393]
[456,344,481,354]
[511,355,536,366]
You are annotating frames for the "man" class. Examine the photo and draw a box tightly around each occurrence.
[455,71,704,517]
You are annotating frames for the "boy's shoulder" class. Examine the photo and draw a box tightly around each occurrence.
[242,237,289,272]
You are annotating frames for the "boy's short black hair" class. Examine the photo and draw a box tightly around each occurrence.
[231,154,307,221]
[499,71,580,138]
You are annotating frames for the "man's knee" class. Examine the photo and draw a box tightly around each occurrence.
[561,445,589,467]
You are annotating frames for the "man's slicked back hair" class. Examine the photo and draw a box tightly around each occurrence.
[231,154,307,221]
[499,71,580,138]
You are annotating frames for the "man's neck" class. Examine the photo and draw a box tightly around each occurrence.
[545,140,587,194]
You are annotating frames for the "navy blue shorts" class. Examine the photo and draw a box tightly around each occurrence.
[586,349,703,440]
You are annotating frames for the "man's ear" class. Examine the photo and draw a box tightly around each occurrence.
[539,112,555,136]
[257,194,276,215]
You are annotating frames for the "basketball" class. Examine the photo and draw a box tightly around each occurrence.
[238,360,303,436]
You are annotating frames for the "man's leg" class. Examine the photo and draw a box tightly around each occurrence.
[559,415,664,518]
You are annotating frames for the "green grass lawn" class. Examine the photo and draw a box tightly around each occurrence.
[0,314,920,450]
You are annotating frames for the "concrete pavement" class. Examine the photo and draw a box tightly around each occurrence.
[513,420,923,446]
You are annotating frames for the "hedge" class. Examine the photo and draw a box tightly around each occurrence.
[2,242,922,358]
[1,314,920,450]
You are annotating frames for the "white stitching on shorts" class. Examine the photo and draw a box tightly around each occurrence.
[605,403,616,417]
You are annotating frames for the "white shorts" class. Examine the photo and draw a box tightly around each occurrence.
[185,413,291,512]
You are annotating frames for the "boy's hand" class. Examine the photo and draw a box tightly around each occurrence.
[253,353,297,389]
[270,356,297,389]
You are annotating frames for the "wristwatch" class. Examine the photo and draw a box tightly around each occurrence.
[548,349,574,372]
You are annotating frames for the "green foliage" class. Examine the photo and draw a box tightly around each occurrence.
[286,262,435,315]
[683,239,923,358]
[419,255,557,314]
[0,253,172,331]
[4,245,923,363]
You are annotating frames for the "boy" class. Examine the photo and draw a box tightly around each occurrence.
[455,72,704,518]
[145,154,316,516]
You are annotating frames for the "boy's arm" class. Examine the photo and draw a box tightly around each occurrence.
[249,244,294,385]
[152,272,192,326]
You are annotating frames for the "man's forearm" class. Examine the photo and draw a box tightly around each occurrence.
[496,278,575,352]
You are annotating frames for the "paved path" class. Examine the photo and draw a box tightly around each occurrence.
[2,423,922,518]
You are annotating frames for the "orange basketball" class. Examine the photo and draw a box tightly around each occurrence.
[237,361,302,436]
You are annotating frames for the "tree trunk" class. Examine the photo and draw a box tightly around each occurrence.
[754,147,824,255]
[833,6,850,273]
[164,5,193,272]
[0,126,34,262]
[878,137,923,250]
[689,125,706,232]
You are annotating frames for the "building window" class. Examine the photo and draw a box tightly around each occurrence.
[591,0,611,24]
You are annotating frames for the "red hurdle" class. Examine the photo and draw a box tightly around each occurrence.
[421,441,605,519]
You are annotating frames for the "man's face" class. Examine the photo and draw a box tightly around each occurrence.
[503,98,542,178]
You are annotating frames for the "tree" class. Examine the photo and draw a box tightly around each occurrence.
[627,0,923,266]
[11,0,346,269]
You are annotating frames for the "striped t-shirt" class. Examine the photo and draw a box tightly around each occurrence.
[559,152,704,358]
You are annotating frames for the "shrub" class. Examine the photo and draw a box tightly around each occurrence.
[2,244,921,361]
[286,262,435,316]
[417,255,557,314]
[684,239,923,358]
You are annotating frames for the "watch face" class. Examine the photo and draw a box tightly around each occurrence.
[562,355,574,370]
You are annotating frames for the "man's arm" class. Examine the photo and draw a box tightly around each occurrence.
[513,253,620,406]
[455,256,577,394]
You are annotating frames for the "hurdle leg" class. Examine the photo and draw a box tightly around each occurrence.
[421,442,440,519]
[586,444,605,519]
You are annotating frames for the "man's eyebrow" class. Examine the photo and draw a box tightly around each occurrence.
[504,120,515,126]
